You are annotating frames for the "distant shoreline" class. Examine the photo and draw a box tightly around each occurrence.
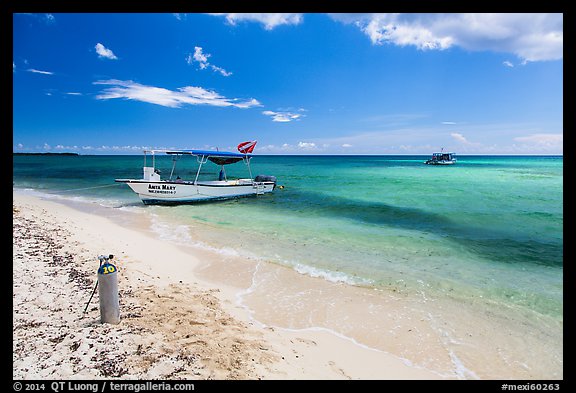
[13,152,79,156]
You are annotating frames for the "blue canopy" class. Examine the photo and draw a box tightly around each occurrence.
[144,149,250,165]
[145,149,249,158]
[164,149,248,158]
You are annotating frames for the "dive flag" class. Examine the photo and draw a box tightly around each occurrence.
[237,140,257,154]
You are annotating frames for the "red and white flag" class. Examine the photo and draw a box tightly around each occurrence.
[237,140,257,154]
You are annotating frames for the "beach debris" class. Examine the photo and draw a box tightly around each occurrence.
[13,201,277,380]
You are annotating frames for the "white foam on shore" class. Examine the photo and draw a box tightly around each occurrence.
[449,350,480,380]
[234,262,269,329]
[426,311,480,380]
[146,211,372,289]
[13,187,138,211]
[291,262,373,286]
[148,213,247,259]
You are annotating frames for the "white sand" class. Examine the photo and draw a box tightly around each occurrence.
[13,192,443,380]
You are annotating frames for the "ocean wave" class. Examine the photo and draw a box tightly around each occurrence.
[147,214,249,258]
[13,187,132,210]
[146,211,374,288]
[291,262,373,286]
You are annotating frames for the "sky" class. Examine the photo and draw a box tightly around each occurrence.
[12,13,563,155]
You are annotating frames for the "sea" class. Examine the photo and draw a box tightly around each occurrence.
[13,153,563,377]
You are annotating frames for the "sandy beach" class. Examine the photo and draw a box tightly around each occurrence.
[13,191,444,380]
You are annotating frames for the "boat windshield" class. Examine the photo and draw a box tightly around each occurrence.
[432,153,454,160]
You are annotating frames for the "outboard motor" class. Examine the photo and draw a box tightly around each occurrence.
[254,175,277,189]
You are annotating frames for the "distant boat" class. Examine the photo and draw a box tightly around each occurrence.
[115,141,276,204]
[424,150,456,165]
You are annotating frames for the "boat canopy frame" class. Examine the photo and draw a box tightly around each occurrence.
[142,149,254,184]
[431,152,456,160]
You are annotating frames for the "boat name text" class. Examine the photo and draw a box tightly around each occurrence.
[148,184,176,194]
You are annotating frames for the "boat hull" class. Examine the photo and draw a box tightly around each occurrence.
[115,179,275,204]
[424,160,456,165]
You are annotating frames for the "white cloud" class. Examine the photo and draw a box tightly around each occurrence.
[191,47,209,68]
[16,13,55,24]
[298,142,317,149]
[208,13,303,30]
[27,68,54,75]
[342,144,353,148]
[93,79,261,109]
[307,121,562,154]
[514,133,562,145]
[211,65,232,77]
[262,110,304,122]
[173,13,186,21]
[66,92,82,96]
[450,132,473,144]
[187,47,232,77]
[95,43,118,60]
[442,121,457,125]
[255,143,318,153]
[48,144,151,153]
[330,13,563,62]
[503,60,514,67]
[509,135,563,154]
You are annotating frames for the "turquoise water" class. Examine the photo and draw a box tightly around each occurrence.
[13,154,563,320]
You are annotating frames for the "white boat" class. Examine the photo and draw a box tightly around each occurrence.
[115,144,276,205]
[424,150,456,165]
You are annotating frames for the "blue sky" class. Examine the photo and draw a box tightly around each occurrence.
[13,13,563,154]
